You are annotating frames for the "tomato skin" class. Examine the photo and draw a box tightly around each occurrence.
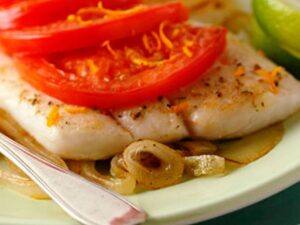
[101,0,142,9]
[0,0,101,30]
[0,2,188,55]
[15,26,227,109]
[0,0,22,7]
[0,0,141,30]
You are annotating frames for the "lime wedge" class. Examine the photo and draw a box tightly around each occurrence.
[253,0,300,52]
[285,45,300,58]
[252,19,300,78]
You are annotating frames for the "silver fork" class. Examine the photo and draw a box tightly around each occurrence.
[0,132,147,225]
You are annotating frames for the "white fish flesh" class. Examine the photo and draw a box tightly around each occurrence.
[0,35,299,160]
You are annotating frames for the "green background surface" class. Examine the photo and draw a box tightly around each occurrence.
[196,182,300,225]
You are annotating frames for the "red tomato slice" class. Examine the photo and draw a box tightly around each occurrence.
[0,0,141,30]
[15,24,227,109]
[0,0,23,7]
[0,0,100,30]
[101,0,142,9]
[0,2,188,54]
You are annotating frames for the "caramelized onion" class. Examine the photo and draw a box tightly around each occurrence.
[184,155,225,176]
[110,154,129,177]
[217,123,284,164]
[176,140,217,156]
[67,160,136,195]
[123,140,184,189]
[0,156,47,199]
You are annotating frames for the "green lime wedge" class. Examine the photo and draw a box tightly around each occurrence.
[285,45,300,58]
[252,19,300,78]
[253,0,300,52]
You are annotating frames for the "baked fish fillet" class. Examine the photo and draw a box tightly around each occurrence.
[170,35,300,139]
[0,53,188,159]
[0,35,299,160]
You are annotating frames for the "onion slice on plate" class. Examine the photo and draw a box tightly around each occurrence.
[217,123,284,164]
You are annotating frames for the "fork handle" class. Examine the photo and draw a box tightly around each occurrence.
[0,133,146,225]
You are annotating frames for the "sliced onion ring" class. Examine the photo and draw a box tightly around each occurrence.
[67,160,136,195]
[123,140,184,189]
[0,156,48,199]
[176,140,217,156]
[184,155,225,176]
[110,154,129,177]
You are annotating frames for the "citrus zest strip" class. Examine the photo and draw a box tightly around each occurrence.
[47,105,60,127]
[254,66,283,94]
[64,106,87,114]
[102,40,118,58]
[182,39,194,58]
[159,21,173,49]
[97,1,145,17]
[86,59,99,74]
[170,102,190,114]
[234,65,246,77]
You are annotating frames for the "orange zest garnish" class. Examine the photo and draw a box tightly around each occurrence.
[159,21,173,49]
[234,65,245,77]
[257,50,265,57]
[172,28,180,38]
[67,14,76,22]
[169,53,180,61]
[67,14,93,25]
[47,105,60,127]
[255,69,278,93]
[151,32,162,51]
[271,66,284,78]
[125,48,164,67]
[64,106,87,114]
[97,1,144,17]
[170,102,189,113]
[67,2,144,25]
[86,59,99,74]
[102,40,118,58]
[131,57,164,67]
[182,40,194,58]
[255,67,280,94]
[182,46,193,57]
[142,34,152,53]
[142,32,162,54]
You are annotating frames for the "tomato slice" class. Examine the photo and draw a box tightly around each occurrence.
[0,0,101,30]
[101,0,142,9]
[0,0,142,30]
[15,24,226,109]
[0,2,188,54]
[0,0,23,7]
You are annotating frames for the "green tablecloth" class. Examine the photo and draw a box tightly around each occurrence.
[196,182,300,225]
